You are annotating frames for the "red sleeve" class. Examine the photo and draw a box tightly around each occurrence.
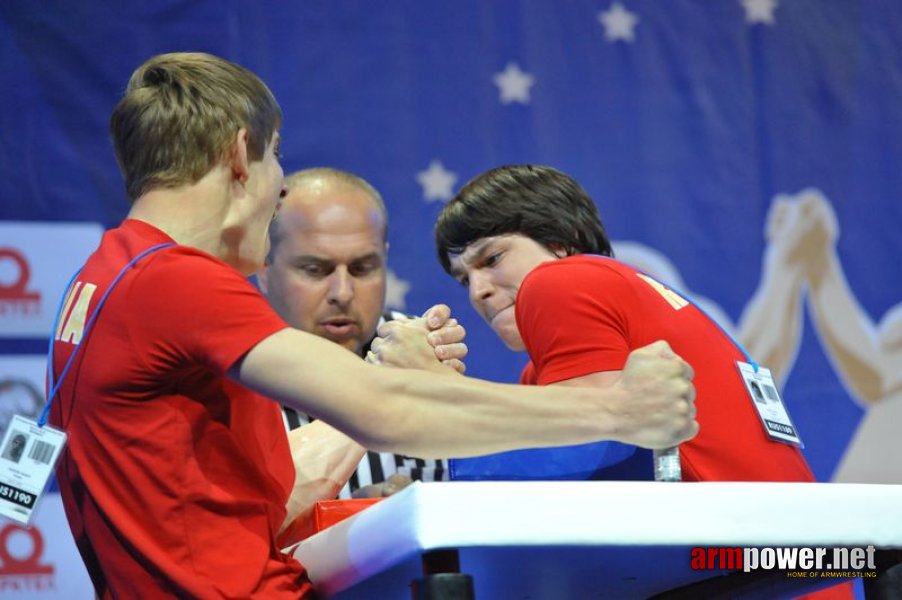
[123,248,288,374]
[515,258,637,385]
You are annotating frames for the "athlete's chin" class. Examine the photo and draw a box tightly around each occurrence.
[493,324,526,352]
[501,338,526,352]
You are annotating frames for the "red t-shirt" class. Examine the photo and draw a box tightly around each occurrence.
[516,255,814,482]
[49,220,313,598]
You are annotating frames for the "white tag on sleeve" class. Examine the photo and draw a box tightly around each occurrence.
[0,415,67,525]
[737,362,804,447]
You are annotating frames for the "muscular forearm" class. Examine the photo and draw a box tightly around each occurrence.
[235,330,696,458]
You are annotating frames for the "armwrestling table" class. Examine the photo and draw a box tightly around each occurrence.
[292,481,902,599]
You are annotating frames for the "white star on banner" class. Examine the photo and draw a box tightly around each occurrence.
[384,269,410,310]
[492,63,536,105]
[741,0,778,25]
[598,2,639,43]
[416,160,458,202]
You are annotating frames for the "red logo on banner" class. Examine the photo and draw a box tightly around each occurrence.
[0,248,41,316]
[0,523,56,592]
[0,247,41,317]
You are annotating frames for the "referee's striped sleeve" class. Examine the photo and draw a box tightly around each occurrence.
[281,308,451,498]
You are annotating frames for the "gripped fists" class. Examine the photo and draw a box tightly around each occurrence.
[613,340,699,449]
[366,304,467,374]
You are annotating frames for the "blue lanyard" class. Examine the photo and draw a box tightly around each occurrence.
[40,243,175,427]
[592,255,760,373]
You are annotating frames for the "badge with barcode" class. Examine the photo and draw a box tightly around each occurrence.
[737,362,803,447]
[0,415,67,525]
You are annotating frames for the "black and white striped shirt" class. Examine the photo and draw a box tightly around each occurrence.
[282,310,449,498]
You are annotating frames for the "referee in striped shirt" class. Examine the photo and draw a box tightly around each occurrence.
[258,168,461,498]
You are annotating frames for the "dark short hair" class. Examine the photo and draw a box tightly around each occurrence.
[435,165,613,273]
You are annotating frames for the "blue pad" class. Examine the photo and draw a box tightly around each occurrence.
[450,441,650,481]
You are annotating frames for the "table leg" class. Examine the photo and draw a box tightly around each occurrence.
[411,549,475,600]
[863,549,902,599]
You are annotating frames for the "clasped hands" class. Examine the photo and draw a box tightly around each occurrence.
[365,304,467,374]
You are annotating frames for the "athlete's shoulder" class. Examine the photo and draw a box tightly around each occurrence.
[522,255,632,289]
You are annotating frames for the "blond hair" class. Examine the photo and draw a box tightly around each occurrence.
[110,52,282,201]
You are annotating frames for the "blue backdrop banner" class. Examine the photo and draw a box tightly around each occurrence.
[2,0,900,494]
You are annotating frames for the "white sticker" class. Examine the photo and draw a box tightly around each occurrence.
[0,415,67,525]
[737,362,804,447]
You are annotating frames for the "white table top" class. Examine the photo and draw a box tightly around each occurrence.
[293,481,902,598]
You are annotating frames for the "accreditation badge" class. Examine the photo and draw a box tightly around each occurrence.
[0,415,67,525]
[737,362,804,447]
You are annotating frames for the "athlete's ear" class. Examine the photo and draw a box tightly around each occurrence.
[257,262,270,293]
[548,243,568,258]
[229,128,251,185]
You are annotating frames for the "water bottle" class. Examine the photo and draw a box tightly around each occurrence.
[654,446,681,482]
